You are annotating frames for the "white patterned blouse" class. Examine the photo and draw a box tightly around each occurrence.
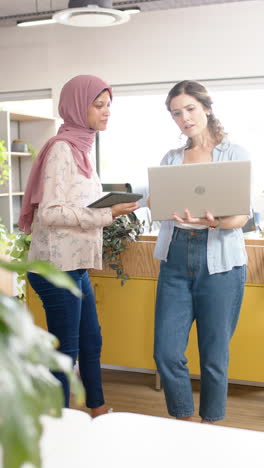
[28,141,113,271]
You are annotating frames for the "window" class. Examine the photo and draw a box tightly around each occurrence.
[208,79,264,199]
[0,98,53,118]
[99,78,264,214]
[99,89,180,205]
[0,89,53,118]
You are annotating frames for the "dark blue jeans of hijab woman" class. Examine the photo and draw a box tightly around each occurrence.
[28,269,104,408]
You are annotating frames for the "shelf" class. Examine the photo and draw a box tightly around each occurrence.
[0,109,57,233]
[10,113,55,122]
[3,151,32,157]
[11,152,32,157]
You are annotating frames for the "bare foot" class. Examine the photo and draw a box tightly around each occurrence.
[177,416,192,421]
[90,404,108,418]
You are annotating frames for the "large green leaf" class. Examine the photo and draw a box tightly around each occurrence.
[0,259,81,298]
[0,294,85,468]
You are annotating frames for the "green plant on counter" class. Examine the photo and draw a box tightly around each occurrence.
[103,212,145,286]
[0,139,10,185]
[0,258,85,468]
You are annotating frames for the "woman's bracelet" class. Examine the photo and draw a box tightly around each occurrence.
[209,217,222,230]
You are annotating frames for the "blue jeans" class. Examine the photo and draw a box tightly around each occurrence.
[28,269,104,409]
[154,227,246,421]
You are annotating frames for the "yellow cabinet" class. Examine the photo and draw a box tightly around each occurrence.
[229,284,264,382]
[26,280,47,330]
[91,276,156,370]
[185,284,264,383]
[27,278,264,383]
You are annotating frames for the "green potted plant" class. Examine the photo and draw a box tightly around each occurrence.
[103,212,145,285]
[0,212,144,466]
[0,258,85,468]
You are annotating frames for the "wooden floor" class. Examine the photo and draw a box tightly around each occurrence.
[71,369,264,432]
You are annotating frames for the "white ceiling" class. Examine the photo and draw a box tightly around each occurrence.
[0,0,256,22]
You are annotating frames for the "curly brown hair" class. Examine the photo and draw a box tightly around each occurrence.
[165,80,226,147]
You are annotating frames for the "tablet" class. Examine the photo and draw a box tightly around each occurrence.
[148,160,251,221]
[88,192,143,208]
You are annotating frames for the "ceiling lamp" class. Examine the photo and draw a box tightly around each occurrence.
[53,0,134,27]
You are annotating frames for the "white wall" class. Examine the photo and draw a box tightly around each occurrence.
[0,0,263,114]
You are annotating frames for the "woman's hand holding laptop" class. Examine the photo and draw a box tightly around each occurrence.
[172,208,249,230]
[172,208,221,229]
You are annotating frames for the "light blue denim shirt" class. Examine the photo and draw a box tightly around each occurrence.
[154,140,250,274]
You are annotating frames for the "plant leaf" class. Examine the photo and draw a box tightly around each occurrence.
[0,259,81,298]
[0,294,85,468]
[102,214,144,285]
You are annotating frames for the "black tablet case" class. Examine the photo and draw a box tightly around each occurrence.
[88,192,142,208]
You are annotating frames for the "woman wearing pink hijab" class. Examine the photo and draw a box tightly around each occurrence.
[19,75,139,417]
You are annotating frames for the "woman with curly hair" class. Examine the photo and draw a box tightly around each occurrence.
[153,80,250,424]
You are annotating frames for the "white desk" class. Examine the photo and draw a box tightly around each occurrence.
[39,409,264,468]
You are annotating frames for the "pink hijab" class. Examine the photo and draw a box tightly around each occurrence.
[18,75,112,234]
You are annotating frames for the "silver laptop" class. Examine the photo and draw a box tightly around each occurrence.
[148,160,251,221]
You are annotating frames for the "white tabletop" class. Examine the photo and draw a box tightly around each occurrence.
[40,409,264,468]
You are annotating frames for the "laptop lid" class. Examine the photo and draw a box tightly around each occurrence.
[148,160,251,221]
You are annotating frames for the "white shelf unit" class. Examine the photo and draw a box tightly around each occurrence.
[0,110,57,232]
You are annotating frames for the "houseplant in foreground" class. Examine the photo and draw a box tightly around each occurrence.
[0,211,144,466]
[0,258,85,468]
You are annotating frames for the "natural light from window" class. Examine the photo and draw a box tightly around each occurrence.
[99,82,264,216]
